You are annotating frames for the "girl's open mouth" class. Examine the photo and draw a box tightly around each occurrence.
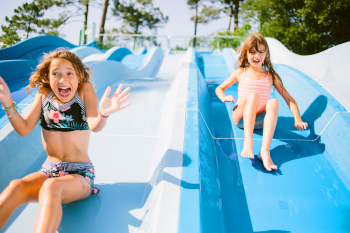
[253,59,261,64]
[58,87,71,98]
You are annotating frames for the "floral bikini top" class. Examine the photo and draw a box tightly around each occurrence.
[40,91,89,131]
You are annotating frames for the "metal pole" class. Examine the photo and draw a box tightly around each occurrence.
[79,30,82,46]
[92,22,96,42]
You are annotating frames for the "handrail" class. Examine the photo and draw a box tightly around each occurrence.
[96,34,243,50]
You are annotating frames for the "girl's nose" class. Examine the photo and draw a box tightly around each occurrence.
[59,76,67,83]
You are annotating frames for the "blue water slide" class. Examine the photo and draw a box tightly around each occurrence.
[0,36,78,61]
[70,46,104,60]
[0,60,38,127]
[82,46,157,71]
[1,34,350,233]
[0,36,189,232]
[177,47,350,232]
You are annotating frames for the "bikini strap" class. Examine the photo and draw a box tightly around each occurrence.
[75,92,86,113]
[244,68,246,78]
[265,71,269,79]
[41,91,55,109]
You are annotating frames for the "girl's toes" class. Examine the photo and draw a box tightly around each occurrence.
[270,164,277,170]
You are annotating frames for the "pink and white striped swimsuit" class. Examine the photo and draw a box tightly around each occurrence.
[237,68,271,111]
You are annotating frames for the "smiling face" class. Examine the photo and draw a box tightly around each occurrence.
[246,45,266,68]
[48,58,81,103]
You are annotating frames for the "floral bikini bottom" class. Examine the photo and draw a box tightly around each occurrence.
[40,160,100,197]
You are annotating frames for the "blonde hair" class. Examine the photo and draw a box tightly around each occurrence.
[236,33,284,91]
[26,49,92,95]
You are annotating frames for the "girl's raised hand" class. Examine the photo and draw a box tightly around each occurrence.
[222,95,235,103]
[98,84,131,117]
[294,120,308,131]
[0,76,12,105]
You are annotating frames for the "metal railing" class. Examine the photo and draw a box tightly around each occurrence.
[95,34,242,51]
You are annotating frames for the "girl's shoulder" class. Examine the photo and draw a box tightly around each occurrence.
[267,70,277,85]
[78,82,95,102]
[234,67,245,81]
[37,85,52,101]
[231,67,245,76]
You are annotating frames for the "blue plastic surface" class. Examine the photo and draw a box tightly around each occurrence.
[0,36,76,61]
[184,50,350,232]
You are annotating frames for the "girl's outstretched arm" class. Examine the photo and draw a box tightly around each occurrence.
[273,77,308,131]
[215,68,242,103]
[83,82,131,132]
[0,77,42,136]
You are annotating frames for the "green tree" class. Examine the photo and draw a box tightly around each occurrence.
[187,0,221,47]
[99,0,110,44]
[242,0,350,55]
[0,0,74,48]
[112,0,168,34]
[216,0,243,31]
[0,1,52,48]
[211,22,250,49]
[0,26,21,48]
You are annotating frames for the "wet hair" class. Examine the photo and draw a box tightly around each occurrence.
[236,33,284,91]
[26,49,92,95]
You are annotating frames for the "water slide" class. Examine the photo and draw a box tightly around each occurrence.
[182,42,350,232]
[1,35,350,232]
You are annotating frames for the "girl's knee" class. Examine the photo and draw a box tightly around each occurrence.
[266,99,279,111]
[39,179,63,201]
[8,179,26,195]
[4,179,28,203]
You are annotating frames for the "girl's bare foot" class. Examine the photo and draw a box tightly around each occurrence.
[241,140,254,158]
[257,149,277,171]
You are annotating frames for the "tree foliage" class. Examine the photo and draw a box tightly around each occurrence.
[242,0,350,55]
[187,0,221,47]
[0,0,102,48]
[215,0,244,31]
[0,1,54,48]
[211,22,251,49]
[112,0,168,34]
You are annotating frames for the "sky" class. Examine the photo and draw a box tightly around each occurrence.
[0,0,246,46]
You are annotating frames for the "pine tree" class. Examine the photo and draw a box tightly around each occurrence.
[0,0,68,48]
[112,0,168,34]
[187,0,220,47]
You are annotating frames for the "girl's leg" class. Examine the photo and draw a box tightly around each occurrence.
[233,92,259,158]
[34,174,91,233]
[258,99,279,171]
[0,172,48,229]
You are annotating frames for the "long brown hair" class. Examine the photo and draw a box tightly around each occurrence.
[26,49,92,95]
[236,33,284,91]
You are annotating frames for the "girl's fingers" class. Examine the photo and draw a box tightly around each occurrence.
[103,86,111,99]
[119,93,131,103]
[114,84,123,97]
[119,102,131,109]
[116,87,130,99]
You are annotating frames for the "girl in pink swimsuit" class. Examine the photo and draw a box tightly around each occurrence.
[216,34,308,171]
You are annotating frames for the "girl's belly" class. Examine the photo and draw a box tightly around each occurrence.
[41,128,91,162]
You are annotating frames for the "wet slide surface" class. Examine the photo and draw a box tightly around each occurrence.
[198,51,350,232]
[1,50,186,232]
